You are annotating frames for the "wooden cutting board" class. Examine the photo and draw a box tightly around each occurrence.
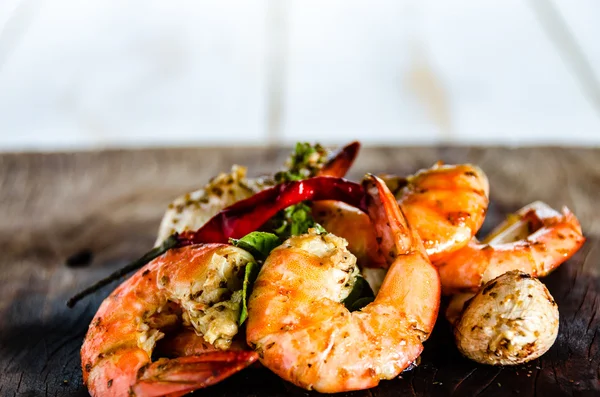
[0,146,598,397]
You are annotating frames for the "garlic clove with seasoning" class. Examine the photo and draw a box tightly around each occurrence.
[453,270,559,365]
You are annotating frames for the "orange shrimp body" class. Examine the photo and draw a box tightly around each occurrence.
[438,201,585,294]
[313,163,489,266]
[396,163,489,262]
[246,175,440,393]
[81,244,258,397]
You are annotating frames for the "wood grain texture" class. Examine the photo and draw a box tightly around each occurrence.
[0,146,598,397]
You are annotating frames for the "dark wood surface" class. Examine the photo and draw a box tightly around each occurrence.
[0,146,598,397]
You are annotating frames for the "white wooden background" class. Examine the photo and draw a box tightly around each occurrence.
[0,0,598,150]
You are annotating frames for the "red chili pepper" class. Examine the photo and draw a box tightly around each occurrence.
[178,176,367,245]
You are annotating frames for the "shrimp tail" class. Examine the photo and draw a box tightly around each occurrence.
[363,174,441,338]
[132,351,259,397]
[318,141,361,177]
[363,173,422,264]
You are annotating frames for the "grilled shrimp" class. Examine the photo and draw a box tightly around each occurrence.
[438,201,585,294]
[81,244,259,397]
[313,163,489,266]
[246,175,441,393]
[156,142,360,246]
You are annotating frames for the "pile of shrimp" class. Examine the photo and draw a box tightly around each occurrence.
[76,141,585,396]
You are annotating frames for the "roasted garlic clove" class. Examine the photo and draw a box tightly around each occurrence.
[454,270,559,365]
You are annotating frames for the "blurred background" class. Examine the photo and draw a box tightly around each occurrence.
[0,0,598,151]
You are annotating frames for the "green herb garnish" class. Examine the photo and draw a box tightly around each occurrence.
[238,261,259,325]
[270,203,326,239]
[274,142,329,183]
[230,231,281,261]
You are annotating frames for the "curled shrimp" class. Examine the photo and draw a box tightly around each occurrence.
[81,244,259,397]
[438,201,585,294]
[313,163,489,266]
[246,175,441,393]
[156,141,360,246]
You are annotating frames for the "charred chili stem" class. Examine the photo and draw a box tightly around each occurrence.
[66,234,180,308]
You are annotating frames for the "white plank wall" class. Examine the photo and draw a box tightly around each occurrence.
[0,0,598,150]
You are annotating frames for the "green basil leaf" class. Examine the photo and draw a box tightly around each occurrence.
[342,276,375,311]
[230,232,281,261]
[238,261,259,326]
